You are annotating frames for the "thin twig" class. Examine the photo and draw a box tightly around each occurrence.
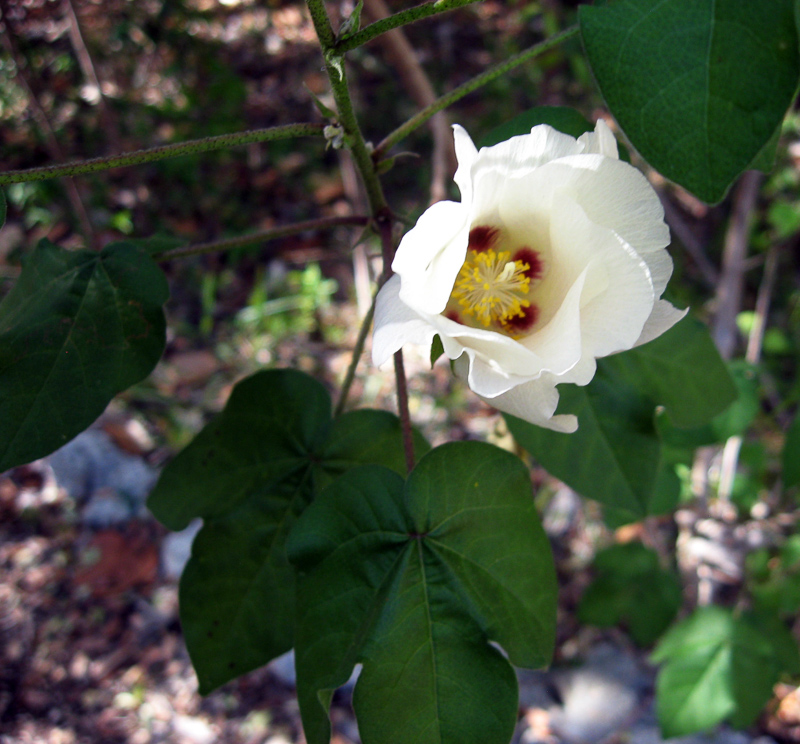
[712,171,763,360]
[0,123,326,185]
[362,0,456,204]
[156,216,370,261]
[62,0,119,151]
[373,25,578,160]
[334,294,376,417]
[659,192,719,288]
[717,245,779,502]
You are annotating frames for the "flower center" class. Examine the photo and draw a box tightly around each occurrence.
[452,249,531,327]
[445,225,546,338]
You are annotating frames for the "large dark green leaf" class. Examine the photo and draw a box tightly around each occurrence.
[506,317,735,519]
[580,0,800,203]
[148,369,429,693]
[287,442,557,744]
[651,606,798,736]
[0,239,168,471]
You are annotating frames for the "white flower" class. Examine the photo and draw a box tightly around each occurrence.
[372,120,686,433]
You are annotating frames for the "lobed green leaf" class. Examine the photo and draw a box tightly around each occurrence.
[0,239,168,472]
[147,369,429,693]
[288,441,557,744]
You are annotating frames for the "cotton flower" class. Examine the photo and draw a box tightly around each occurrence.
[372,120,686,432]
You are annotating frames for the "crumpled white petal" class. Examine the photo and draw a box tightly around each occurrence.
[372,119,686,432]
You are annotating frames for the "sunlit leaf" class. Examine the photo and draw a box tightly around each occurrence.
[580,0,800,203]
[148,369,429,693]
[651,606,795,736]
[288,442,557,744]
[0,239,168,472]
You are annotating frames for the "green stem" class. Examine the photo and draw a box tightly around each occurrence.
[335,0,484,53]
[0,123,325,185]
[156,215,370,261]
[306,0,387,213]
[373,25,578,160]
[334,293,376,417]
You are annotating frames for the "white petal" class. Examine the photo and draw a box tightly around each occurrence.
[634,300,688,347]
[551,195,655,357]
[477,125,584,177]
[392,200,470,315]
[480,375,578,433]
[546,156,672,296]
[452,124,478,205]
[372,275,437,366]
[517,265,589,375]
[577,119,619,159]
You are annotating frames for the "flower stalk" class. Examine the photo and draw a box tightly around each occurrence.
[0,123,325,185]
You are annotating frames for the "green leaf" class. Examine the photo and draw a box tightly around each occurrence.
[506,317,734,518]
[783,411,800,488]
[651,606,791,736]
[656,360,758,449]
[430,334,444,368]
[580,0,800,203]
[480,106,593,147]
[0,239,168,472]
[578,542,681,646]
[148,369,429,693]
[337,0,364,40]
[603,316,737,430]
[507,371,668,518]
[287,442,557,744]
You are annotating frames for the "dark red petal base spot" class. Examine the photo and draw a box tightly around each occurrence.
[501,304,539,335]
[514,247,544,281]
[468,225,500,253]
[445,309,462,324]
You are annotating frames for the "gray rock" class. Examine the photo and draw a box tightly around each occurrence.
[161,519,203,581]
[548,644,650,744]
[48,429,157,524]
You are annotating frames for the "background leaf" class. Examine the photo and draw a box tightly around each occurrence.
[0,189,6,229]
[287,441,557,744]
[578,542,682,646]
[783,410,800,488]
[480,105,593,147]
[506,317,736,519]
[0,239,168,472]
[651,606,796,736]
[148,369,429,693]
[580,0,800,203]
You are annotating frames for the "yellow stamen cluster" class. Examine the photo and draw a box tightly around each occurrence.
[451,249,531,327]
